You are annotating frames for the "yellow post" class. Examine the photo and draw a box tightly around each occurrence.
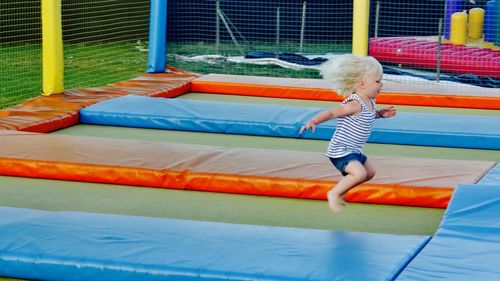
[450,11,468,45]
[352,0,370,56]
[41,0,64,95]
[468,8,485,40]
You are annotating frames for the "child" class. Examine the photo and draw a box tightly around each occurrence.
[300,54,396,213]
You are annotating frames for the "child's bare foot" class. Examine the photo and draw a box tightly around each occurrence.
[327,191,346,213]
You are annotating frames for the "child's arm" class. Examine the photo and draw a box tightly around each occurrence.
[300,102,361,134]
[375,106,397,119]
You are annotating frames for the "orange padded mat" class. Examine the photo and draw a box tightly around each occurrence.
[0,131,494,208]
[0,70,198,132]
[191,74,500,110]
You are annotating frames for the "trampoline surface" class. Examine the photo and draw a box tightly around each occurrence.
[35,92,498,235]
[3,92,497,236]
[1,83,498,280]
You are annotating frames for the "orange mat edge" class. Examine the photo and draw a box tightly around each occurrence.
[0,158,452,209]
[191,80,500,110]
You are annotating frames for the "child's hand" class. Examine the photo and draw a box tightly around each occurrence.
[379,106,397,118]
[300,120,318,134]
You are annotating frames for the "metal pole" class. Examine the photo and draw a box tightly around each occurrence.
[218,10,244,55]
[276,6,280,59]
[299,0,307,53]
[216,0,220,54]
[436,18,443,82]
[374,1,380,38]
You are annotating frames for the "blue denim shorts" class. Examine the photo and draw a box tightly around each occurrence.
[329,153,367,176]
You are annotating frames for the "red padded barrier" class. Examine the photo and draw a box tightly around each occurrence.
[370,37,500,78]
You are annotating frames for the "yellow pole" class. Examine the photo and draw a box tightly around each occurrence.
[41,0,64,95]
[352,0,370,56]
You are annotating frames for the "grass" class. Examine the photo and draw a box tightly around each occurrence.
[63,42,148,89]
[2,40,496,110]
[0,41,148,109]
[0,41,351,109]
[0,44,42,108]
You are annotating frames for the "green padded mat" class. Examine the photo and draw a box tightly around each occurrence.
[0,175,442,236]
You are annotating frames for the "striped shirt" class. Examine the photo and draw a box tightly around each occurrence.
[326,94,376,158]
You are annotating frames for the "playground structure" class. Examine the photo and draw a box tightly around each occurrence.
[370,0,500,79]
[2,0,500,109]
[0,0,500,280]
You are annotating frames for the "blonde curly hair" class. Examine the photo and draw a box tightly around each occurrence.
[320,54,383,97]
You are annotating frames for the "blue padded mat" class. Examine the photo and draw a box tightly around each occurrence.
[0,207,430,281]
[478,163,500,185]
[80,95,500,150]
[397,184,500,280]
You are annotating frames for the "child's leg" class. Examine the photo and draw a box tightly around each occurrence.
[328,160,368,213]
[363,159,376,181]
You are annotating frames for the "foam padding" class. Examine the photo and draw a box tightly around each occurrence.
[0,71,196,133]
[0,207,430,281]
[0,131,494,208]
[80,95,500,150]
[478,163,500,185]
[398,184,500,280]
